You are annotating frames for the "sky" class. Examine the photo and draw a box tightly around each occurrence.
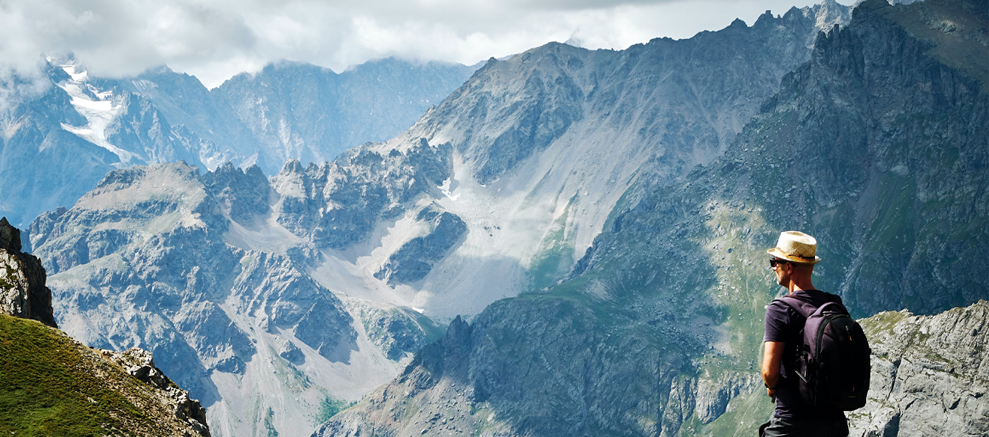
[0,0,855,89]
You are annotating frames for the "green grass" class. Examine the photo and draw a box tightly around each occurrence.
[858,310,909,343]
[680,390,775,437]
[314,395,353,424]
[525,194,578,293]
[263,407,279,437]
[0,314,146,437]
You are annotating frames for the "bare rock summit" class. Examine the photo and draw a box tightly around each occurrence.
[0,217,57,328]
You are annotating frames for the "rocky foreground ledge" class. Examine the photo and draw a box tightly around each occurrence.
[0,217,209,436]
[0,314,211,436]
[850,300,989,437]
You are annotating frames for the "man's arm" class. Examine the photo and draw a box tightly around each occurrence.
[761,341,785,398]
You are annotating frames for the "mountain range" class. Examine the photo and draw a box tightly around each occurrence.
[2,0,986,435]
[18,1,855,435]
[0,57,477,230]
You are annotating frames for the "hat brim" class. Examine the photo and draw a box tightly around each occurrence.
[767,248,820,264]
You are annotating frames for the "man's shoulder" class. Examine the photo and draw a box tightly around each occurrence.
[767,298,791,312]
[765,298,798,325]
[785,289,842,306]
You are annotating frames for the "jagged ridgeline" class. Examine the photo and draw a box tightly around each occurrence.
[0,58,477,230]
[317,0,989,436]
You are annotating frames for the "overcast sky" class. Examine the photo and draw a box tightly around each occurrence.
[0,0,855,89]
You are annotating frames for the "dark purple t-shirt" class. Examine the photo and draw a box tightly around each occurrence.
[764,289,846,420]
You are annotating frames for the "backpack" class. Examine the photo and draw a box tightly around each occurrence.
[778,294,871,411]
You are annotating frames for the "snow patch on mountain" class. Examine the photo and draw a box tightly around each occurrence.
[57,64,133,164]
[437,177,459,200]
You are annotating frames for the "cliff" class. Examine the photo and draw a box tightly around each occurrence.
[0,217,56,328]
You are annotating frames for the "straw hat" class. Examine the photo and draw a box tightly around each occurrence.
[767,231,821,264]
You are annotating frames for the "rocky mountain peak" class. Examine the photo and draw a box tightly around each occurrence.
[0,217,21,253]
[0,218,57,328]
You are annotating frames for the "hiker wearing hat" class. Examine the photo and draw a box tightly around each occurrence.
[759,231,849,437]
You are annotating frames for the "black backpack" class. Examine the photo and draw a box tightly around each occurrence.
[778,294,871,410]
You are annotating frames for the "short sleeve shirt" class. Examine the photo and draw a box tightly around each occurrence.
[764,289,845,420]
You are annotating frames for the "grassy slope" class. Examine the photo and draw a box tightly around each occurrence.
[0,314,151,437]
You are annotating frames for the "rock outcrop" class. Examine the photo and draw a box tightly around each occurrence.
[0,313,210,437]
[99,347,211,436]
[849,301,989,437]
[0,217,57,328]
[375,204,468,285]
[355,303,446,361]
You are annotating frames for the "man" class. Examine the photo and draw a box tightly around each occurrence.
[759,231,848,437]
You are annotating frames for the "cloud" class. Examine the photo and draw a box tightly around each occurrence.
[0,0,850,89]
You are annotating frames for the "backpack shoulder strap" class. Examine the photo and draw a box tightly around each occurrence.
[778,292,850,318]
[776,295,817,319]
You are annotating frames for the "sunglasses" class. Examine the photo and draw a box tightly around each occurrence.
[769,258,790,268]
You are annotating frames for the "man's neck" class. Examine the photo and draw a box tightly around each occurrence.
[787,279,815,294]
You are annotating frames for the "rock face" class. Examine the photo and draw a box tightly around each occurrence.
[315,0,988,436]
[29,162,410,437]
[375,204,468,285]
[0,218,57,328]
[356,304,446,361]
[850,301,989,437]
[270,139,456,251]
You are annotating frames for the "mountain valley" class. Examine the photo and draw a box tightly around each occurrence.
[2,0,987,436]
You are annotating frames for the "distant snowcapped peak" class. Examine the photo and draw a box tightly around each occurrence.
[54,64,133,165]
[60,64,89,82]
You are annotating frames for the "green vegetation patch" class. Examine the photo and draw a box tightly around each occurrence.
[859,310,909,341]
[0,314,145,437]
[314,395,353,424]
[263,407,279,437]
[526,196,577,293]
[680,389,775,437]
